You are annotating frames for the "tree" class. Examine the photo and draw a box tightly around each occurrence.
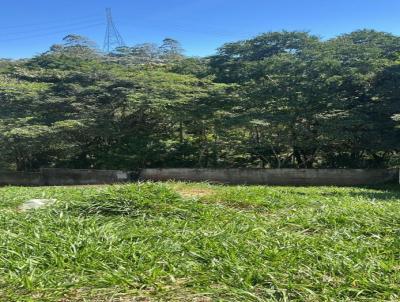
[160,38,184,61]
[1,30,400,170]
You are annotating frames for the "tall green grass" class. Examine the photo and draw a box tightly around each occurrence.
[0,183,399,301]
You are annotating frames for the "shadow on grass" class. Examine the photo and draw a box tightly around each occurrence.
[318,184,400,201]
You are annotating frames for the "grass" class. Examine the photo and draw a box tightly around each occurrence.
[0,182,399,301]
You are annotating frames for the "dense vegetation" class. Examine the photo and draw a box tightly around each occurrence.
[1,183,399,301]
[1,30,400,171]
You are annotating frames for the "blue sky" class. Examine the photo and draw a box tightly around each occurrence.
[0,0,400,59]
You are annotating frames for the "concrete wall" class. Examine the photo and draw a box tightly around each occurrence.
[0,169,130,186]
[0,168,398,186]
[40,168,130,185]
[0,171,42,186]
[139,168,399,186]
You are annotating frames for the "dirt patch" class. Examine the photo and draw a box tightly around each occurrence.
[175,188,215,199]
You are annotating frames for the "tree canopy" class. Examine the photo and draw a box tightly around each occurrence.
[1,30,399,171]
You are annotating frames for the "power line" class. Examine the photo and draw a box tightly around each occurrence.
[103,8,125,52]
[0,14,102,30]
[0,23,104,43]
[0,19,104,37]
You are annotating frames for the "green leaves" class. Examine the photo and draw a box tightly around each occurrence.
[0,30,400,170]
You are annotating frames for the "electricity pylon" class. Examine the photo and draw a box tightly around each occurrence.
[103,8,125,52]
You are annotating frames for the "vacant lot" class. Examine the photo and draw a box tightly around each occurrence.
[0,183,399,301]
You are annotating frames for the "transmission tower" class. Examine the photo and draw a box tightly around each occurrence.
[103,8,125,52]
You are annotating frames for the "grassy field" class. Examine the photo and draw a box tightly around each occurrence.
[0,182,399,301]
